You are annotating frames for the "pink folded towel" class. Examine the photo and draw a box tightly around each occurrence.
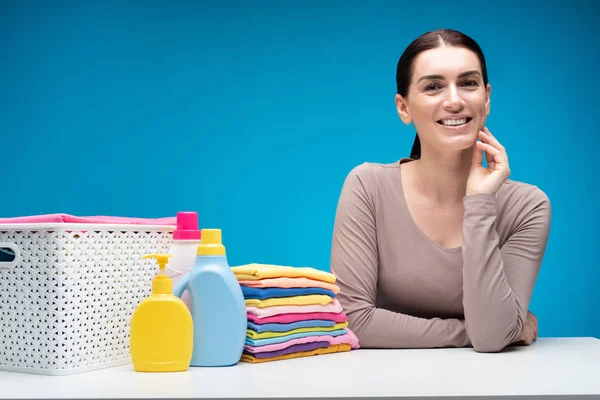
[247,311,348,324]
[0,214,176,225]
[244,330,360,353]
[246,298,344,318]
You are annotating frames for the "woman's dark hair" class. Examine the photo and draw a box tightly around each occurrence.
[396,29,488,159]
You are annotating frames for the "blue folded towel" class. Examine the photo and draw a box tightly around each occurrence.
[240,285,336,299]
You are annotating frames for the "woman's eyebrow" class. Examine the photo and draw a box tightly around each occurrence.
[459,70,482,79]
[417,70,482,83]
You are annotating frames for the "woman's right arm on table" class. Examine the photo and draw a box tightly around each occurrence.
[330,164,470,348]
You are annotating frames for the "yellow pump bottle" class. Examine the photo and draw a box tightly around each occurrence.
[130,253,193,372]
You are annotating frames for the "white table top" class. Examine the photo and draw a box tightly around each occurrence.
[1,337,599,399]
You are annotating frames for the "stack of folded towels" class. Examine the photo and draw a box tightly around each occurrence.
[230,263,360,363]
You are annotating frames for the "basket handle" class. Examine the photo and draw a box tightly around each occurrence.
[0,242,20,268]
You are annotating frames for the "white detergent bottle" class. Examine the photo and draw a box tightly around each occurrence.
[166,211,201,311]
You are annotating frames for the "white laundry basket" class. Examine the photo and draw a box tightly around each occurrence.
[0,222,175,375]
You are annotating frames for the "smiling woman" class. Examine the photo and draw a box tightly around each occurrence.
[330,29,550,353]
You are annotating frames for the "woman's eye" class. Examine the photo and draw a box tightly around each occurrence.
[462,80,479,87]
[425,83,441,91]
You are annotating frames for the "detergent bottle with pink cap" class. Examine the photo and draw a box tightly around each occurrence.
[165,212,201,311]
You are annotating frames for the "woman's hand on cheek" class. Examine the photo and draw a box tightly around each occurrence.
[466,127,511,196]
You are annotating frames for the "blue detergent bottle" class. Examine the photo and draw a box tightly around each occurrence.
[173,228,246,367]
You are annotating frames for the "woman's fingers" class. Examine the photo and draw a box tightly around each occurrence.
[531,312,538,342]
[475,140,501,157]
[472,141,484,167]
[481,127,505,151]
[527,325,535,344]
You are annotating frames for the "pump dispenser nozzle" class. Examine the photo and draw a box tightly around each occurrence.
[143,253,174,294]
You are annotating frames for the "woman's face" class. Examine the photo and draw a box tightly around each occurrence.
[396,46,491,153]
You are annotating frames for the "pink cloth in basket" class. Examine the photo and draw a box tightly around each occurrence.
[0,214,176,225]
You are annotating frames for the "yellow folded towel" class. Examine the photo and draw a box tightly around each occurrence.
[246,322,349,339]
[240,343,351,363]
[244,294,333,308]
[231,263,336,284]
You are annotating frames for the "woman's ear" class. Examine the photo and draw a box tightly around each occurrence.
[485,83,491,116]
[395,94,412,124]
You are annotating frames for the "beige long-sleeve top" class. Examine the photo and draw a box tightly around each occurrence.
[330,158,552,352]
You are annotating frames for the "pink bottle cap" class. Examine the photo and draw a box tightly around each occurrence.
[173,211,201,241]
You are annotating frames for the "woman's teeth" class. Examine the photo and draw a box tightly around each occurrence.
[440,118,468,126]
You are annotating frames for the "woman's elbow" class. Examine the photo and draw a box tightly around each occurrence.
[468,320,524,353]
[345,306,378,347]
[471,337,507,353]
[350,325,372,348]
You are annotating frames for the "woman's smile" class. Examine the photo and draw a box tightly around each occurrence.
[436,115,474,132]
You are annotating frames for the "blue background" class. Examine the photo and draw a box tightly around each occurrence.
[1,1,598,339]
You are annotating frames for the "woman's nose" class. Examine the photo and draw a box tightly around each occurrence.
[443,85,465,111]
